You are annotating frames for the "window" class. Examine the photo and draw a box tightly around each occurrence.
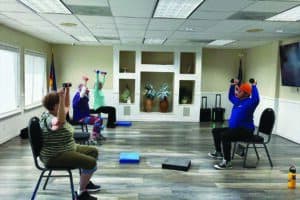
[24,51,46,107]
[0,45,20,115]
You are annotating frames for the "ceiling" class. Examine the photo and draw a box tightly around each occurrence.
[0,0,300,48]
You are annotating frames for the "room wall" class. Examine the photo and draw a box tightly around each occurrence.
[245,40,300,144]
[201,48,246,118]
[52,45,113,90]
[0,24,51,144]
[244,42,279,98]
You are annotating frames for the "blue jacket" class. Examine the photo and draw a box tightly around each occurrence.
[228,85,260,131]
[72,92,90,122]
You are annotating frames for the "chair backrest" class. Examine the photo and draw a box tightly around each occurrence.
[258,108,275,136]
[28,117,44,169]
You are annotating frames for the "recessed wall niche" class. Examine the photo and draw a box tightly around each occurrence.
[141,51,174,65]
[119,79,135,104]
[180,52,195,74]
[119,51,135,73]
[179,80,195,104]
[140,72,174,112]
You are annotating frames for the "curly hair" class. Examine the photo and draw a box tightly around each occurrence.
[42,92,59,111]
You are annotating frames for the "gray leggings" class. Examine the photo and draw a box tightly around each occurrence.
[47,145,98,174]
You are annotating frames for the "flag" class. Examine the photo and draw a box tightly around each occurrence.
[49,53,57,91]
[237,58,243,85]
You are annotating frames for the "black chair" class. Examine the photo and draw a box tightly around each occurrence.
[232,108,276,168]
[28,117,77,200]
[66,112,88,132]
[66,112,90,144]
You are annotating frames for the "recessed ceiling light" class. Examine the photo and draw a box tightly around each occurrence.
[207,40,235,46]
[246,28,264,33]
[144,38,166,45]
[18,0,71,14]
[266,5,300,21]
[153,0,205,19]
[60,22,77,27]
[185,27,194,32]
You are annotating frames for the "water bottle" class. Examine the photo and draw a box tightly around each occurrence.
[288,165,296,189]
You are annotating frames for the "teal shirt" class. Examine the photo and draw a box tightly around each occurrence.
[93,73,106,110]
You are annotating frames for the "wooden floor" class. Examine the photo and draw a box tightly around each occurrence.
[1,122,300,200]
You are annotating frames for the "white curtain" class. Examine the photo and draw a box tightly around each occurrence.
[0,48,19,114]
[25,53,46,106]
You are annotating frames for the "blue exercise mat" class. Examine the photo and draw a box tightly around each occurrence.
[119,152,140,164]
[115,121,132,127]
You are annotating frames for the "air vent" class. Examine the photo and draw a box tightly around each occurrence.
[183,107,190,117]
[189,39,214,43]
[124,106,131,116]
[67,5,112,16]
[95,36,120,41]
[228,11,277,20]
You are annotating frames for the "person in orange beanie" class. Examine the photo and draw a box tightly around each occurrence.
[208,79,260,169]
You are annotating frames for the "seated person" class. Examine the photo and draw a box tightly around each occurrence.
[40,87,100,200]
[73,76,105,140]
[208,79,260,169]
[93,70,116,128]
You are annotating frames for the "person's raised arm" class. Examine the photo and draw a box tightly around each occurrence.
[101,72,106,87]
[229,79,239,105]
[57,88,66,126]
[95,70,100,90]
[64,86,70,114]
[250,80,260,105]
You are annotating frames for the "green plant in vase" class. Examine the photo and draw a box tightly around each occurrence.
[157,83,170,112]
[143,82,156,112]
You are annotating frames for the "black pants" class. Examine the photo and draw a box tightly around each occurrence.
[212,127,253,161]
[92,106,116,128]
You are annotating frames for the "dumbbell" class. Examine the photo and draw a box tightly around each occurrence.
[62,82,72,88]
[95,70,107,75]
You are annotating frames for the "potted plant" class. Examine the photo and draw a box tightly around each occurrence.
[120,84,131,103]
[157,83,170,112]
[143,82,156,112]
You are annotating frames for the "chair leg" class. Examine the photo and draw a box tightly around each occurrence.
[31,170,47,200]
[253,144,260,160]
[231,142,237,160]
[243,143,249,168]
[67,170,76,200]
[43,170,52,190]
[263,144,273,167]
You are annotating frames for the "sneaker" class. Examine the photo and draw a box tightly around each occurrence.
[214,159,232,170]
[98,134,106,140]
[208,151,223,159]
[86,181,101,192]
[77,191,97,200]
[88,139,98,145]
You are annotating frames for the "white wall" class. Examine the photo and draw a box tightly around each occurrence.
[245,40,300,144]
[0,25,51,144]
[0,107,44,144]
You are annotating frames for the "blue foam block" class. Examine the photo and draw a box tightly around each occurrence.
[116,121,132,127]
[119,152,140,164]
